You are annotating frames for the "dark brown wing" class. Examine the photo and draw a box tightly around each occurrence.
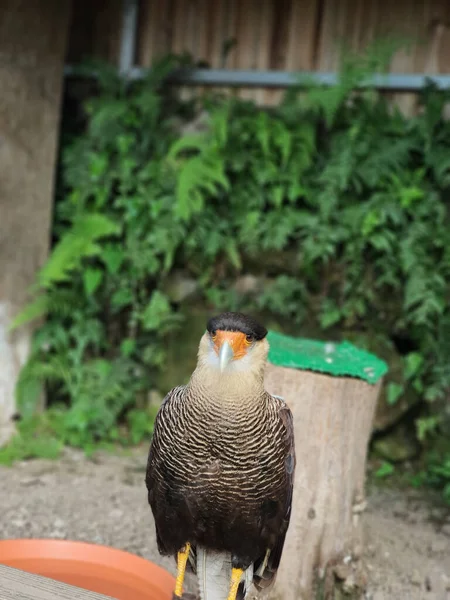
[146,386,200,575]
[145,385,186,556]
[251,397,296,595]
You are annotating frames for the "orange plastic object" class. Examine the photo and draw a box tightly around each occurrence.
[0,538,175,599]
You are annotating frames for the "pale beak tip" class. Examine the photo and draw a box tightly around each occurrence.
[219,340,234,372]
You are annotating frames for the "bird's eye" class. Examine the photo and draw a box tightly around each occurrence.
[244,334,253,346]
[211,331,217,341]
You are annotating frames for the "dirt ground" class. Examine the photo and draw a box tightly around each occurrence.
[0,447,449,600]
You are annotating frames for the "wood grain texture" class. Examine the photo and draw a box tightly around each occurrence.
[264,365,381,600]
[67,0,121,64]
[67,0,450,108]
[0,565,114,600]
[68,0,450,108]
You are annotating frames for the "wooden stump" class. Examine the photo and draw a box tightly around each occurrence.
[264,364,382,600]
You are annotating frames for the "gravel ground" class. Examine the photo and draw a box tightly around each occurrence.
[1,447,449,599]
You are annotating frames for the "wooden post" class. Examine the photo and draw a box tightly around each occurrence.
[264,365,382,600]
[0,565,114,599]
[0,0,71,445]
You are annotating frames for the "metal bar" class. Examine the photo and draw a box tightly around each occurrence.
[64,65,450,91]
[118,0,139,74]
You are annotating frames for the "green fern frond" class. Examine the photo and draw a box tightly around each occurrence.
[211,105,229,148]
[175,155,229,220]
[9,295,48,331]
[168,134,208,159]
[15,356,72,418]
[38,214,119,288]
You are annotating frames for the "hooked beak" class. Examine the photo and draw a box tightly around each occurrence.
[219,340,234,372]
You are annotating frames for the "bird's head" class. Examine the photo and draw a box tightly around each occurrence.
[197,311,269,376]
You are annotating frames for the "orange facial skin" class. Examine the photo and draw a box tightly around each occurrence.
[212,330,252,360]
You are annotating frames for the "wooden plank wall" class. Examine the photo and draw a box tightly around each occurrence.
[66,0,450,108]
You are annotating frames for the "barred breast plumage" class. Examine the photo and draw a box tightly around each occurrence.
[146,312,295,600]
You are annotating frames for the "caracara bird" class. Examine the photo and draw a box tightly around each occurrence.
[146,312,295,600]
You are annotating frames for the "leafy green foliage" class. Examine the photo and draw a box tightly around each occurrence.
[375,461,395,478]
[427,455,450,503]
[8,49,450,502]
[0,413,63,466]
[409,447,450,505]
[9,60,192,453]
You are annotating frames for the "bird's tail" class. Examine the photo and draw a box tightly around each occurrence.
[196,547,231,600]
[196,547,253,600]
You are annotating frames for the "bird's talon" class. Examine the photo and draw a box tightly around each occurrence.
[227,567,244,600]
[174,542,191,598]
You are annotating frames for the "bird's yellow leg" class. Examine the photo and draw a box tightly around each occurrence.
[227,567,244,600]
[173,542,191,598]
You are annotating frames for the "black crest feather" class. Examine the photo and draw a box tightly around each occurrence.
[206,312,267,341]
